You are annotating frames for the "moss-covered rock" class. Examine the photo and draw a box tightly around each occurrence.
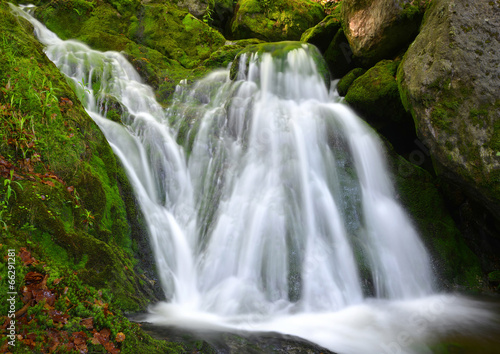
[27,0,227,104]
[178,0,235,34]
[300,7,342,53]
[344,60,408,126]
[388,146,484,291]
[229,41,330,86]
[1,2,159,312]
[230,0,325,42]
[341,0,428,66]
[397,0,500,224]
[336,67,365,96]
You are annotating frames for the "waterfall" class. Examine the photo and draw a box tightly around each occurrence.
[13,5,497,354]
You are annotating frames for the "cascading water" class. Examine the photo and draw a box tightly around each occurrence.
[13,5,497,353]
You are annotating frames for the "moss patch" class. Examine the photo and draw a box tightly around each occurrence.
[389,148,483,291]
[230,0,325,42]
[1,2,159,312]
[344,60,408,126]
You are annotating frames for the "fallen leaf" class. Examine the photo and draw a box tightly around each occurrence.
[80,317,93,330]
[24,272,44,285]
[19,248,35,266]
[115,332,125,342]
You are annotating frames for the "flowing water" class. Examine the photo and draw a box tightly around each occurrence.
[13,5,498,353]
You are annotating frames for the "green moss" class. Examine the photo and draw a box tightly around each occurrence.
[29,0,225,105]
[0,2,162,314]
[344,59,408,126]
[336,67,366,96]
[230,0,325,42]
[391,151,483,290]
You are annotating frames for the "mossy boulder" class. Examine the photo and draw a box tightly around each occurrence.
[1,2,160,312]
[178,0,235,33]
[344,60,409,126]
[300,10,342,53]
[341,0,428,66]
[230,0,325,42]
[336,67,365,96]
[397,0,500,224]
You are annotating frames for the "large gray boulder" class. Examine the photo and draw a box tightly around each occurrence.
[398,0,500,220]
[341,0,427,66]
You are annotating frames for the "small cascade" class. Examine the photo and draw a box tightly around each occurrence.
[12,5,497,353]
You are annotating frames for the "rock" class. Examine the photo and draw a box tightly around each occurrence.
[397,0,500,223]
[387,144,483,291]
[344,60,408,127]
[177,0,209,18]
[139,323,337,354]
[32,0,227,103]
[323,28,356,78]
[2,2,163,311]
[229,41,330,87]
[300,11,342,53]
[343,60,417,156]
[230,0,325,42]
[178,0,235,34]
[336,67,365,96]
[341,0,428,66]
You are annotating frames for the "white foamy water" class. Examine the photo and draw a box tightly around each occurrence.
[12,4,498,353]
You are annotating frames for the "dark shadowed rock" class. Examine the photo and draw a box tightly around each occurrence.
[300,11,342,53]
[138,322,337,353]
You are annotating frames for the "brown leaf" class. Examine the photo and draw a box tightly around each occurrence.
[115,332,125,343]
[24,272,44,285]
[80,317,93,330]
[104,341,120,354]
[19,248,35,266]
[41,180,55,187]
[49,309,69,324]
[99,328,111,341]
[33,289,56,306]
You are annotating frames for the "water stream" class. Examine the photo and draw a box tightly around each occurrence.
[13,5,497,353]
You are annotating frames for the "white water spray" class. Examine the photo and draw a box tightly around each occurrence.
[13,5,497,353]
